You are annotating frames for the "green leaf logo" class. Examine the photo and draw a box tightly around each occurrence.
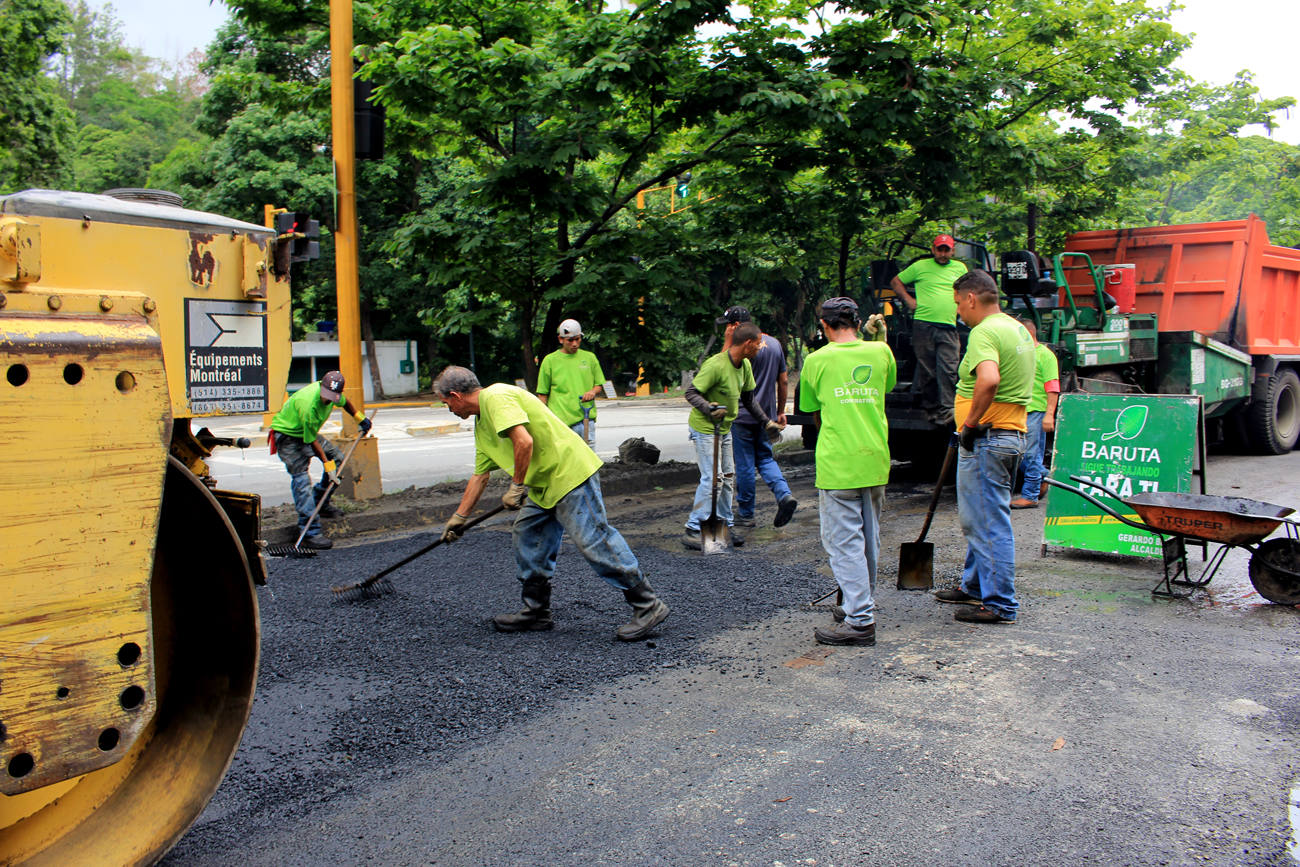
[1102,405,1149,441]
[851,364,873,385]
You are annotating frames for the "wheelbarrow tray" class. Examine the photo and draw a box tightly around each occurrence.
[1124,492,1294,546]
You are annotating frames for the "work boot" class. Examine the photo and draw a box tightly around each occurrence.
[934,587,980,604]
[493,580,554,632]
[1040,481,1050,500]
[681,529,702,550]
[954,605,1015,624]
[1010,498,1038,510]
[832,606,846,622]
[774,496,798,528]
[300,535,333,550]
[814,621,876,646]
[734,515,757,528]
[731,531,745,547]
[616,579,670,641]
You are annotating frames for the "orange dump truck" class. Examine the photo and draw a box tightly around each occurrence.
[1057,216,1300,453]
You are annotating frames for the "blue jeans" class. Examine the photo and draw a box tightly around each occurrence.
[957,431,1026,620]
[733,423,792,519]
[1018,411,1046,501]
[819,486,885,627]
[568,419,596,449]
[275,433,343,538]
[512,473,642,592]
[686,428,734,531]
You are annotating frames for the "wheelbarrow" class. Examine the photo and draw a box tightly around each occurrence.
[1044,476,1300,604]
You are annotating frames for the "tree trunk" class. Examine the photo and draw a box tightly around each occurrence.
[360,293,386,401]
[519,296,539,390]
[838,231,851,296]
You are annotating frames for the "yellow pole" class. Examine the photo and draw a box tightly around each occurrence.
[331,0,364,422]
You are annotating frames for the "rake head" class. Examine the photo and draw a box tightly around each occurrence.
[330,576,394,602]
[264,543,318,559]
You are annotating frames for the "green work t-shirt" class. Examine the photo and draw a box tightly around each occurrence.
[473,384,602,509]
[895,258,969,325]
[270,382,344,442]
[798,340,898,489]
[536,348,605,426]
[1028,343,1061,413]
[956,312,1035,405]
[688,349,756,435]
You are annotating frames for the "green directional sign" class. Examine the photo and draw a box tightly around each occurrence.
[1044,393,1205,558]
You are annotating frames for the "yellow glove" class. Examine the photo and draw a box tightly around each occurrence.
[502,482,530,511]
[354,411,372,433]
[322,459,338,484]
[441,512,470,544]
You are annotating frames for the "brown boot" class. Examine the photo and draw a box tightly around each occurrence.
[616,579,669,641]
[493,579,553,632]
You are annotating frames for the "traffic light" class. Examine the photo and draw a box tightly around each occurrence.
[272,212,321,273]
[355,78,385,161]
[675,172,692,200]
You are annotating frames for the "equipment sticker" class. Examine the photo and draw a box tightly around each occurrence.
[185,298,269,414]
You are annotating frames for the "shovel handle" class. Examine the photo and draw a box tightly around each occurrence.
[365,504,509,584]
[914,444,957,545]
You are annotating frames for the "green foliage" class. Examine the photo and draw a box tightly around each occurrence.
[0,0,76,191]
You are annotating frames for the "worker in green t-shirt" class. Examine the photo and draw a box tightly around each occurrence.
[799,297,895,647]
[537,318,605,449]
[1011,319,1061,509]
[933,270,1034,625]
[680,321,783,550]
[269,370,371,550]
[434,366,668,642]
[890,234,969,426]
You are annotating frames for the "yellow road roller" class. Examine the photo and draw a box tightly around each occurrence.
[0,189,293,865]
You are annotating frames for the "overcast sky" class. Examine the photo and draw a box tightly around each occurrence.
[116,0,1300,143]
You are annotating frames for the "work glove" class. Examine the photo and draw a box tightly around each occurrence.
[958,422,992,452]
[765,420,784,438]
[865,314,888,342]
[441,512,469,544]
[355,411,373,434]
[708,405,727,423]
[322,459,339,484]
[502,482,530,511]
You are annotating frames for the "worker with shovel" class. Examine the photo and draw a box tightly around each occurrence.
[934,270,1034,624]
[799,298,895,646]
[434,366,669,642]
[681,321,785,551]
[268,370,372,550]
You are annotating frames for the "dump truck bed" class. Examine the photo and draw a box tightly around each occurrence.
[1061,216,1300,356]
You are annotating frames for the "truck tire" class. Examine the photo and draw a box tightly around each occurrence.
[1249,367,1300,454]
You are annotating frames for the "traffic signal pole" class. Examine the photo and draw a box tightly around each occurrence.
[329,0,382,498]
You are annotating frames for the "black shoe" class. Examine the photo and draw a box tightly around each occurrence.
[493,610,554,632]
[731,531,745,547]
[300,535,333,550]
[774,496,798,528]
[832,606,846,622]
[954,605,1015,624]
[814,621,876,646]
[315,502,342,518]
[734,516,757,528]
[682,529,702,550]
[935,587,980,604]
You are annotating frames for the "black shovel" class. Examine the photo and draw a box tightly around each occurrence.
[700,409,733,555]
[897,434,958,590]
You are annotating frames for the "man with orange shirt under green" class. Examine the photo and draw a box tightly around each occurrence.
[932,270,1035,624]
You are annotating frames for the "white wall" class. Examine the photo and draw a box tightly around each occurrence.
[289,340,420,400]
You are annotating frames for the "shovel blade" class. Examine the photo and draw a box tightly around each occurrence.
[897,541,934,590]
[701,517,733,555]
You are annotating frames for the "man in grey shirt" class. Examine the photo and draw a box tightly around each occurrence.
[719,306,798,528]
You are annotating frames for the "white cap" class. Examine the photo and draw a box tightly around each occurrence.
[558,319,582,337]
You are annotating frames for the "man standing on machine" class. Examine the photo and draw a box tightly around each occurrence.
[718,307,798,530]
[536,318,604,449]
[890,234,968,426]
[268,370,372,550]
[434,366,668,641]
[933,271,1034,624]
[681,321,784,550]
[799,298,895,646]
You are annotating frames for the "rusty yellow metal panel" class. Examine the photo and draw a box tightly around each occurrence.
[0,314,170,794]
[0,212,290,421]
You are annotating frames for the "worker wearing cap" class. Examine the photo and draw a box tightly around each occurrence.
[681,317,784,550]
[933,271,1034,624]
[269,370,372,550]
[434,366,669,641]
[719,307,798,529]
[536,319,604,449]
[890,234,969,426]
[800,298,894,646]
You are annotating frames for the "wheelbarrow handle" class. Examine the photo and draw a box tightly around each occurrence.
[1042,477,1158,534]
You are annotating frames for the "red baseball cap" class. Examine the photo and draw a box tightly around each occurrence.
[933,234,955,249]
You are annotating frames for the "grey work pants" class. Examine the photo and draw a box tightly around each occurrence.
[911,320,960,422]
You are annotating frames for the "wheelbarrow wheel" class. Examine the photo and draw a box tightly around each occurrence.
[1248,538,1300,605]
